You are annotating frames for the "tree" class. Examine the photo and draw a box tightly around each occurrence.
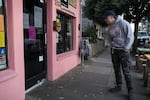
[123,0,150,52]
[83,0,100,24]
[83,25,98,43]
[83,0,150,52]
[83,0,127,26]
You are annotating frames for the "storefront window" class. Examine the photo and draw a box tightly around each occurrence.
[56,12,73,54]
[0,0,8,70]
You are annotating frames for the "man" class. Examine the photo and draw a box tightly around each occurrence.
[104,10,134,100]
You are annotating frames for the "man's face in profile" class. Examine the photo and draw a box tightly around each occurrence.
[104,16,115,25]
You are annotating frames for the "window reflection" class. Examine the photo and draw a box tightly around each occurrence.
[56,12,73,54]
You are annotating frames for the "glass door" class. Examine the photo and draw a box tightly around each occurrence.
[23,0,47,90]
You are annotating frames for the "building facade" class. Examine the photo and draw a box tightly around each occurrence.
[0,0,81,100]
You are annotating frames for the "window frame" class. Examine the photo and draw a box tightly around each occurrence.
[56,11,74,54]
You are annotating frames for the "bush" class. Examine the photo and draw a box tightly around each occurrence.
[83,25,98,43]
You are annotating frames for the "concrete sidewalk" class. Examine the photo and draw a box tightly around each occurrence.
[26,48,150,100]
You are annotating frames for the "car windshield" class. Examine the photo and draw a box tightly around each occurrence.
[138,32,148,36]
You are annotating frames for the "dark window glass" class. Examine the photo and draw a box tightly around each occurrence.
[0,0,8,71]
[56,12,73,54]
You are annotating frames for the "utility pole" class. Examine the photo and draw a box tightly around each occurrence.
[80,0,84,66]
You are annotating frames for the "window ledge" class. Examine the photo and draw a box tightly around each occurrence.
[0,69,17,83]
[57,50,76,61]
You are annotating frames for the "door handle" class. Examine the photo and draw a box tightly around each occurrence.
[45,33,47,45]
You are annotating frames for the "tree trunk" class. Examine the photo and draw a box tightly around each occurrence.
[132,22,139,54]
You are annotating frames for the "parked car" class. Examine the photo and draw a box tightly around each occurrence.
[137,31,149,46]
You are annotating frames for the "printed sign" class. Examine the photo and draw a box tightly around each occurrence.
[0,0,2,7]
[0,48,5,55]
[34,6,43,28]
[61,0,68,7]
[40,0,44,3]
[28,26,36,40]
[39,55,43,62]
[23,13,29,29]
[0,58,6,69]
[0,48,6,70]
[0,14,4,31]
[0,31,5,47]
[69,0,77,8]
[0,53,5,59]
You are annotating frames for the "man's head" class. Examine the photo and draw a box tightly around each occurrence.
[104,10,117,25]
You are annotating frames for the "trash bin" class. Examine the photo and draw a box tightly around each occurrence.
[81,37,92,60]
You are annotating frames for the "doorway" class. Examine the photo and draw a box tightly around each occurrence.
[23,0,47,90]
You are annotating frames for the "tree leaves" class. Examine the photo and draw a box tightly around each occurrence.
[83,0,150,25]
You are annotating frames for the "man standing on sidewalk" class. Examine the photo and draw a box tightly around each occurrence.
[103,10,134,100]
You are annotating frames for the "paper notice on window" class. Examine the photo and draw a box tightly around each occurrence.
[0,55,6,61]
[40,0,44,3]
[28,26,36,40]
[0,48,5,55]
[34,6,43,28]
[23,13,29,29]
[0,32,5,47]
[0,48,6,69]
[0,14,4,32]
[39,55,43,62]
[0,0,2,6]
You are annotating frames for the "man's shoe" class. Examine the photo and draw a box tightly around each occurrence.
[128,90,133,100]
[109,86,122,93]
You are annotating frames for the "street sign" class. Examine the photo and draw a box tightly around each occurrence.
[61,0,68,8]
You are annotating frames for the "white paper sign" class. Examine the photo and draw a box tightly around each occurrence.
[40,0,44,3]
[0,0,2,7]
[39,56,43,62]
[23,13,29,29]
[34,6,43,28]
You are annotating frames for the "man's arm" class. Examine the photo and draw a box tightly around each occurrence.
[123,21,134,50]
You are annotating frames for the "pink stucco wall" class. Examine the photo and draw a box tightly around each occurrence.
[47,0,81,80]
[0,0,25,100]
[0,0,80,99]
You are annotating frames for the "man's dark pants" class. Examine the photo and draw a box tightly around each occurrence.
[111,48,133,91]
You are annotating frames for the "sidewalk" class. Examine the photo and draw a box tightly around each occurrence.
[26,48,150,100]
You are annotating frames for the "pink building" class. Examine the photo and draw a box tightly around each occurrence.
[0,0,81,100]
